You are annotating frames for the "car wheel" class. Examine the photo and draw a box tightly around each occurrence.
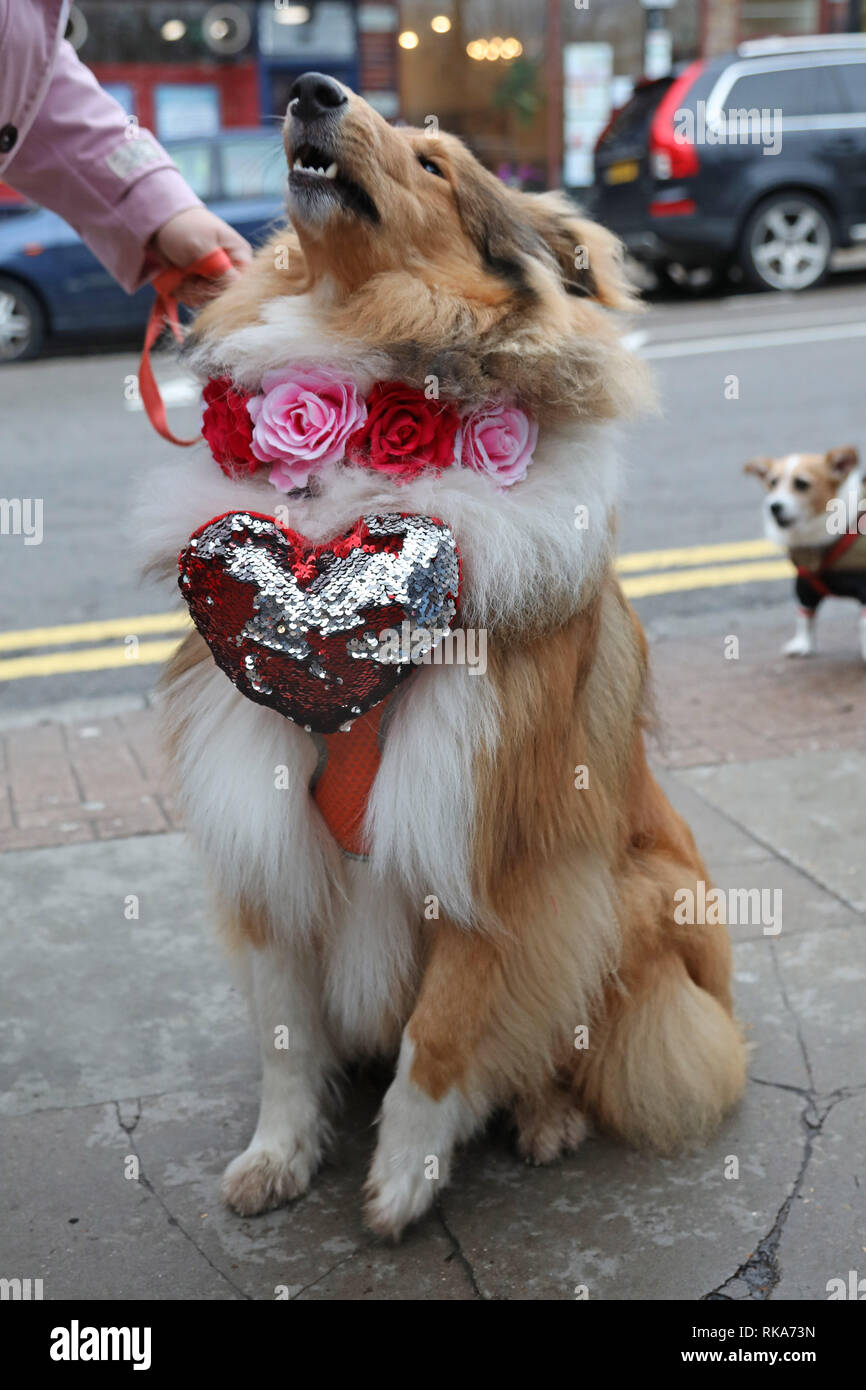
[740,193,833,292]
[0,276,46,361]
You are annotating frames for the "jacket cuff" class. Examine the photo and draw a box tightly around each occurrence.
[107,167,203,292]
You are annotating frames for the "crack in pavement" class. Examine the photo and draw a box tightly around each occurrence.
[702,1094,841,1302]
[436,1196,486,1300]
[113,1099,251,1301]
[289,1245,369,1300]
[769,939,815,1092]
[700,929,861,1302]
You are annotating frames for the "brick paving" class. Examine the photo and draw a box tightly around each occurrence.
[650,610,866,768]
[0,703,179,852]
[0,608,863,852]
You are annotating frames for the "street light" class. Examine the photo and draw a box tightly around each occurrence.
[398,30,420,50]
[161,19,186,41]
[431,15,452,32]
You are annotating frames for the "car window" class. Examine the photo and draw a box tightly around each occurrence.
[165,141,215,200]
[597,79,671,151]
[726,66,843,119]
[831,62,866,115]
[219,136,287,200]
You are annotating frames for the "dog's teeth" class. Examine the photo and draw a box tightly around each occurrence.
[325,163,338,179]
[293,158,303,171]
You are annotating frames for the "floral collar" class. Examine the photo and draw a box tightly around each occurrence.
[201,368,538,494]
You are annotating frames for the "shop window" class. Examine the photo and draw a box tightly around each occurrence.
[739,1,821,40]
[155,84,221,140]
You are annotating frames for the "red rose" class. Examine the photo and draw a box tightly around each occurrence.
[346,382,460,480]
[201,376,259,478]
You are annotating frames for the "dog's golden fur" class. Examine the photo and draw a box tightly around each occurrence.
[160,83,745,1234]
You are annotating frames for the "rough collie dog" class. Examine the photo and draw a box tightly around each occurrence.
[140,73,746,1238]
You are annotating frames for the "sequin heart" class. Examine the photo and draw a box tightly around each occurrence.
[178,512,461,733]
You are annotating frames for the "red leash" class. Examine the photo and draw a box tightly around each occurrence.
[138,248,234,447]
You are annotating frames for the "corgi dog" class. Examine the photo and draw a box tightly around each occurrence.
[745,447,866,661]
[139,73,746,1239]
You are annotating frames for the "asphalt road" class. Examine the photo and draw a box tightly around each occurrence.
[2,268,865,711]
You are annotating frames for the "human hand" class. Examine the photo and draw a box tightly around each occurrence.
[150,206,252,304]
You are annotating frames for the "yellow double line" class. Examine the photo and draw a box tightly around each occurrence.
[0,538,792,683]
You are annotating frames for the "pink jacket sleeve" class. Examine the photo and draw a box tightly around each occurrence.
[4,39,203,293]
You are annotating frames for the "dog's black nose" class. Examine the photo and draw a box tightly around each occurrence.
[289,72,348,122]
[769,501,784,519]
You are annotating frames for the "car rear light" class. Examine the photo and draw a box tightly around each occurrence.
[649,198,697,218]
[649,59,705,180]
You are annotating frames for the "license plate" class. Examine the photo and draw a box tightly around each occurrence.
[605,160,639,185]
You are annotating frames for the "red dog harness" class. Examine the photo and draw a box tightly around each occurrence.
[795,528,862,600]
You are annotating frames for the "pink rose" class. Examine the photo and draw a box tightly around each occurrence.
[247,367,367,490]
[461,404,537,488]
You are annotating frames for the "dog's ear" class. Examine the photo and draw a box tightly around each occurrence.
[826,445,859,479]
[454,164,550,295]
[520,191,640,309]
[744,457,774,482]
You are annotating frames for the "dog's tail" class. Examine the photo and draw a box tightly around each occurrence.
[579,953,747,1154]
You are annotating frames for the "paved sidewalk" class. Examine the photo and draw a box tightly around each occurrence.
[1,603,864,1299]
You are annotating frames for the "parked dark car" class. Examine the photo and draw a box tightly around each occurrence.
[593,35,866,293]
[0,130,287,361]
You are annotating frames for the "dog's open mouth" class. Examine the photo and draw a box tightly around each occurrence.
[288,142,379,223]
[291,142,339,181]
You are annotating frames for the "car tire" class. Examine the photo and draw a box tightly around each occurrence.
[739,193,833,293]
[0,275,46,361]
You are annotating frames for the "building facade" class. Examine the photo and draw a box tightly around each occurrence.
[65,0,864,187]
[70,1,401,138]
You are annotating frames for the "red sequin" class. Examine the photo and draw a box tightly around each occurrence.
[178,511,461,733]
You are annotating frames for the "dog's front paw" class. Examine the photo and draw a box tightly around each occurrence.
[784,634,814,658]
[221,1138,319,1216]
[363,1151,440,1240]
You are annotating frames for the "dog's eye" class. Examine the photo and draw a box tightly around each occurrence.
[418,154,445,178]
[768,477,778,490]
[793,477,811,492]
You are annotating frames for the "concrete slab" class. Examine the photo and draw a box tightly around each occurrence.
[0,835,251,1117]
[1,1101,239,1300]
[771,925,866,1095]
[773,1095,866,1302]
[437,1085,804,1301]
[127,1079,477,1301]
[655,769,774,868]
[732,939,811,1092]
[677,753,866,913]
[1,822,860,1300]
